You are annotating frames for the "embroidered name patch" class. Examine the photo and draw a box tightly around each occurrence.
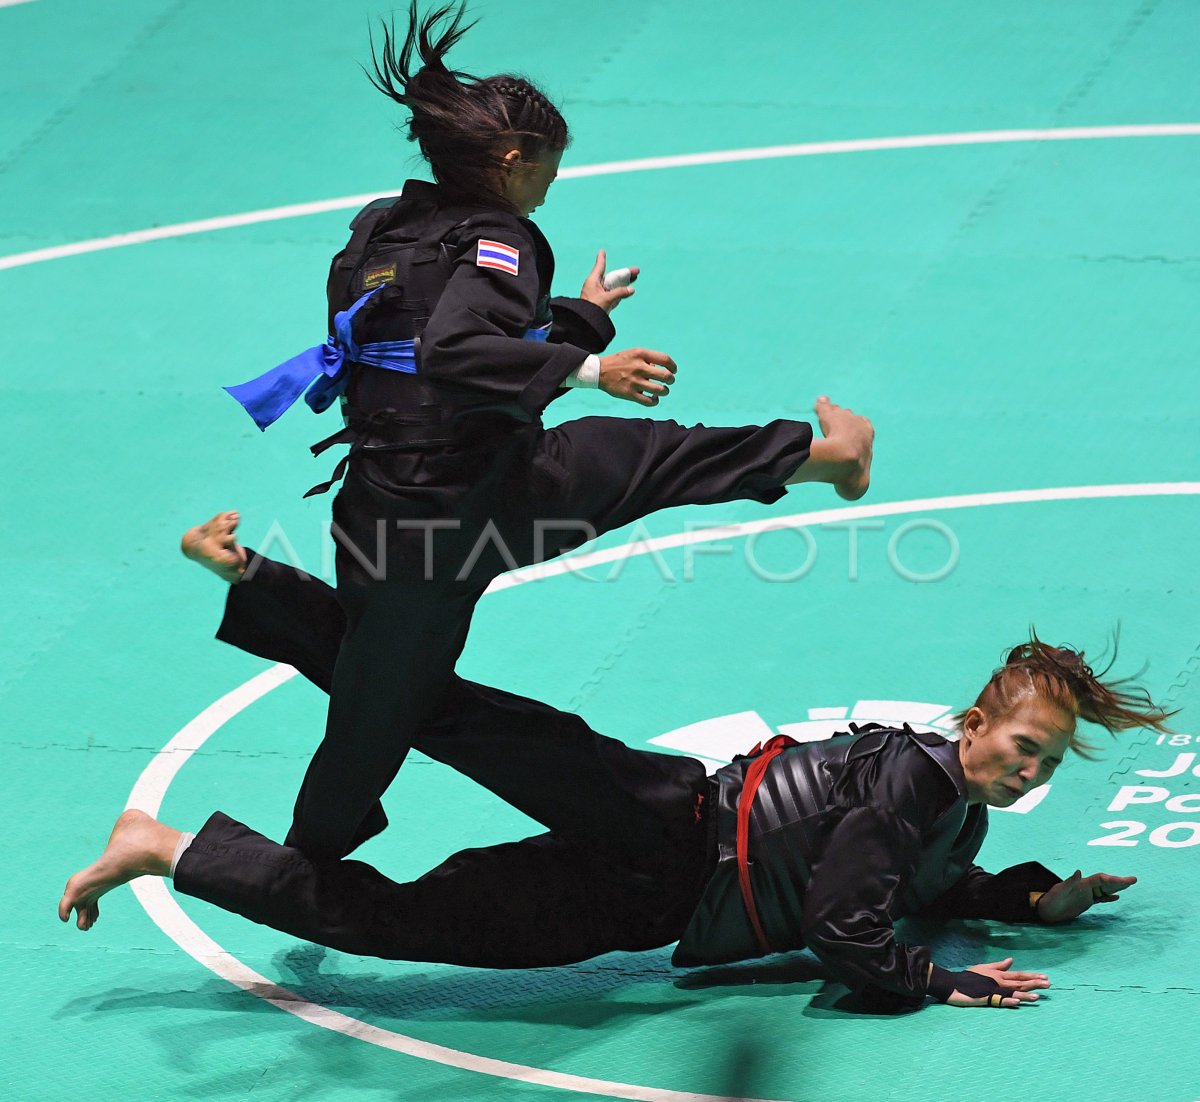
[476,239,520,276]
[361,263,396,290]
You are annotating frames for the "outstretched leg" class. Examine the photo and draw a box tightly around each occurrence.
[176,812,702,965]
[521,395,873,562]
[60,810,706,966]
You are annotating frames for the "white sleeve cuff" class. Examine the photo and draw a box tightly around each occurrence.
[562,354,601,389]
[169,832,196,878]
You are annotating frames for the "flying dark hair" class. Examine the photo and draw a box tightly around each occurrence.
[365,1,569,210]
[955,631,1175,758]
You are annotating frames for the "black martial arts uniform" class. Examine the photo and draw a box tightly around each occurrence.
[272,180,812,860]
[175,556,1061,1005]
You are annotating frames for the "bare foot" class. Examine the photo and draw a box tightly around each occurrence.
[181,510,247,584]
[58,810,181,931]
[785,397,874,499]
[816,396,874,501]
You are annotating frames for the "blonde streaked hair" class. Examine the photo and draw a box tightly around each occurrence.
[954,632,1174,758]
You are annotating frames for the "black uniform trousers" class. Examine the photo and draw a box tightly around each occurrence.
[176,553,714,967]
[288,413,809,859]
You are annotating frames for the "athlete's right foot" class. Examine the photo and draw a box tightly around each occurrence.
[814,396,874,501]
[181,510,247,584]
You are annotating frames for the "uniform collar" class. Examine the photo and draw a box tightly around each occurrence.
[903,726,970,802]
[399,178,528,223]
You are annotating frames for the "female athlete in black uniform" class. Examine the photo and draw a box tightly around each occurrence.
[60,619,1169,1011]
[218,2,874,862]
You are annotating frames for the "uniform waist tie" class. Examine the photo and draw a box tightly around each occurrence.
[302,411,461,498]
[225,289,550,431]
[735,734,799,956]
[224,286,416,430]
[303,426,360,499]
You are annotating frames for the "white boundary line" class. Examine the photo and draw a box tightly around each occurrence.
[488,482,1200,591]
[127,482,1200,1102]
[4,124,1199,271]
[130,866,780,1102]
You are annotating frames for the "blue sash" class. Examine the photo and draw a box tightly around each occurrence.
[225,291,552,431]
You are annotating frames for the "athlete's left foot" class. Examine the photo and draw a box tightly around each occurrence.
[58,810,180,931]
[181,510,247,584]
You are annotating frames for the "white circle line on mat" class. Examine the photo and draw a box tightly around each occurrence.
[4,124,1200,271]
[128,482,1200,1102]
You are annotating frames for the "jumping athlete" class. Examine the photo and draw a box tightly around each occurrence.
[59,567,1170,1010]
[218,2,875,862]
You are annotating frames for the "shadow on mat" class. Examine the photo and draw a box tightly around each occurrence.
[676,955,917,1018]
[56,915,1118,1034]
[675,953,829,990]
[267,943,701,1027]
[670,916,1120,1017]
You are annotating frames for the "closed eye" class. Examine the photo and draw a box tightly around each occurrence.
[1018,739,1061,771]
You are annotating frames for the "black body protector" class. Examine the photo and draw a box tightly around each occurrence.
[326,195,494,425]
[307,194,528,490]
[677,724,1061,1006]
[307,183,612,497]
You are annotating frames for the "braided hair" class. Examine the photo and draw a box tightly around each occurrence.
[955,631,1175,757]
[365,2,569,210]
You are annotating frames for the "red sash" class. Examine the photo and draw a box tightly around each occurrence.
[735,734,799,955]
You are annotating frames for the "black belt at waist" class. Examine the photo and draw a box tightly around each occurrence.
[304,411,459,499]
[303,406,535,498]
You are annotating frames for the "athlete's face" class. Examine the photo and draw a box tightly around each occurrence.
[502,147,562,216]
[958,694,1074,807]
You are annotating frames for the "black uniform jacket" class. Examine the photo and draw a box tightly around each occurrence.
[674,726,1060,1002]
[325,181,623,580]
[350,179,616,424]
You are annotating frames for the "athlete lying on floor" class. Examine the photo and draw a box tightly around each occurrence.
[61,535,1170,1010]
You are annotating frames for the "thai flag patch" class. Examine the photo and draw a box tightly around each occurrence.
[476,239,520,276]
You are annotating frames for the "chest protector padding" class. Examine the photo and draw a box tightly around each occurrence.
[326,196,467,418]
